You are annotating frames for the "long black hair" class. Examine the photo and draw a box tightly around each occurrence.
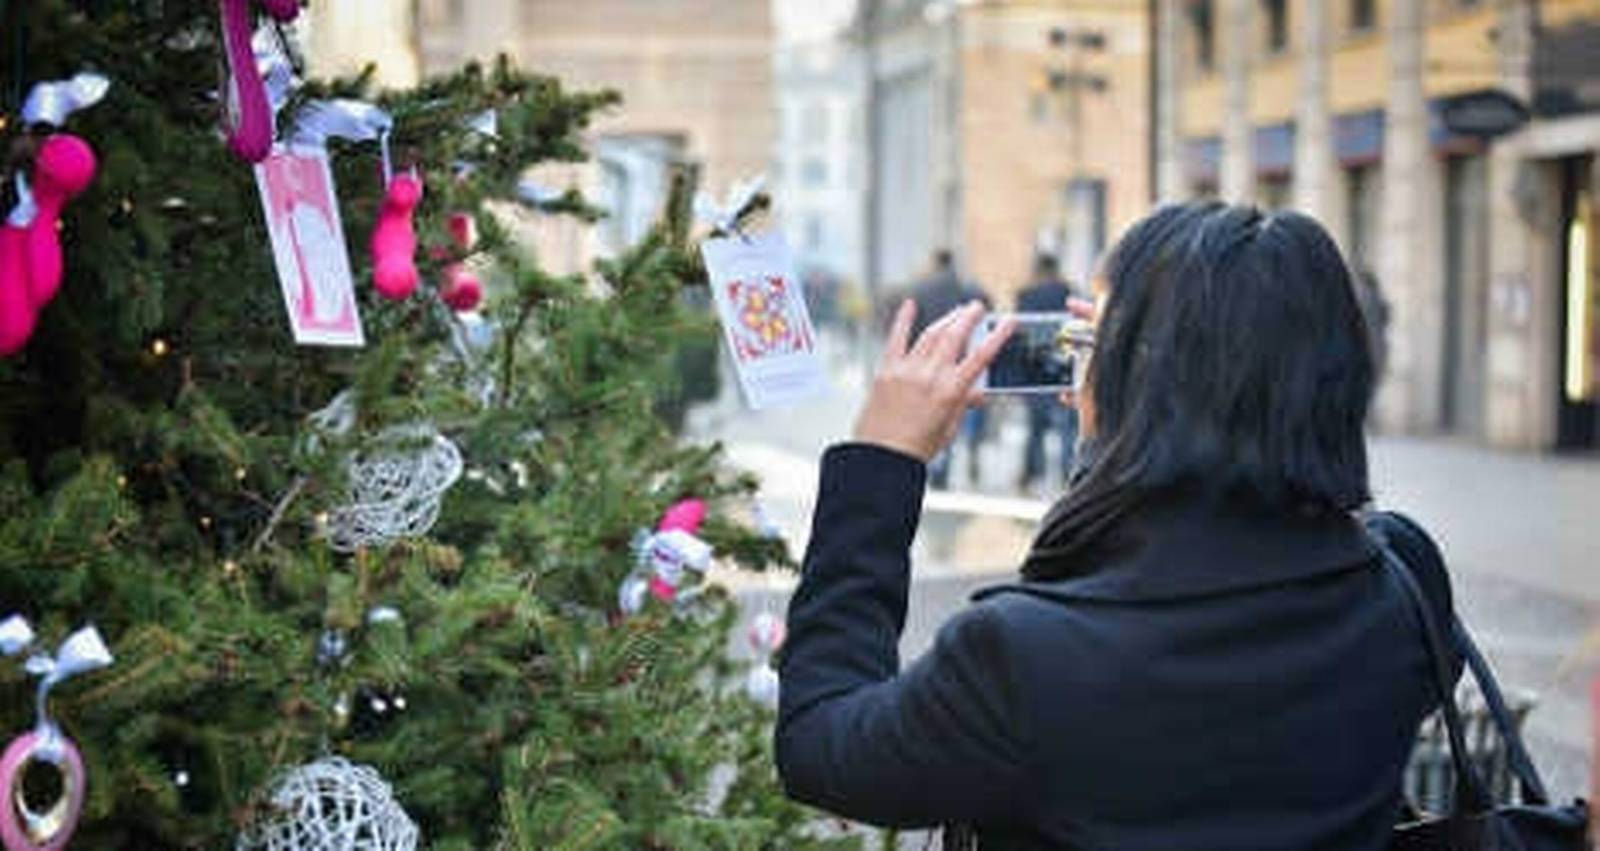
[1023,202,1374,579]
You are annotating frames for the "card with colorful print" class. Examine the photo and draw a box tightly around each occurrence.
[701,232,828,410]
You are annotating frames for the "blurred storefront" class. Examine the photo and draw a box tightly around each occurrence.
[1154,0,1600,451]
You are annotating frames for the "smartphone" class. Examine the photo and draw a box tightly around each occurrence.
[973,312,1093,394]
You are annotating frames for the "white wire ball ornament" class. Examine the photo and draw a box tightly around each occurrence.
[324,424,463,552]
[236,757,418,851]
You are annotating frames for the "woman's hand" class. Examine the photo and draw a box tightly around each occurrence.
[853,300,1015,463]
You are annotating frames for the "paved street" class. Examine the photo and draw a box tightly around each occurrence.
[694,349,1598,816]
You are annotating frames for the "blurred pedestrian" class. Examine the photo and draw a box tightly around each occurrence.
[1014,253,1081,495]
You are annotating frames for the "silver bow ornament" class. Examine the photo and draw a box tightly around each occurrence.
[22,72,110,128]
[693,174,766,235]
[20,624,113,757]
[291,99,396,179]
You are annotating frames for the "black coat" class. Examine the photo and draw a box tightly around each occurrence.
[776,444,1454,850]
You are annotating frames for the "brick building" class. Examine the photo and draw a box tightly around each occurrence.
[1153,0,1600,450]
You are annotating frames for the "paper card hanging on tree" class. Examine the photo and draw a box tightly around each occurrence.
[701,232,828,410]
[253,145,365,346]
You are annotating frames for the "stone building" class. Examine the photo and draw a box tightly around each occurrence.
[415,0,775,221]
[305,1,776,268]
[1153,0,1600,450]
[859,0,1152,304]
[774,28,868,287]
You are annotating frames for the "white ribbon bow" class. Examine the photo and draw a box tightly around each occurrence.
[516,178,563,206]
[0,615,34,656]
[22,625,113,756]
[22,72,110,128]
[6,172,36,227]
[693,174,766,235]
[257,25,298,115]
[292,99,396,180]
[25,625,114,692]
[465,108,498,138]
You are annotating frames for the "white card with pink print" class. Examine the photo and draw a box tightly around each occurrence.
[701,232,828,410]
[253,144,366,347]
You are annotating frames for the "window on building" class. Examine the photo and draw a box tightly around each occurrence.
[801,159,828,188]
[1345,164,1383,272]
[1257,177,1292,209]
[1030,92,1050,123]
[1188,0,1216,71]
[1350,0,1376,31]
[801,102,830,146]
[1263,0,1289,53]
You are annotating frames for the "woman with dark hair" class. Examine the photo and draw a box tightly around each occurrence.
[776,202,1454,849]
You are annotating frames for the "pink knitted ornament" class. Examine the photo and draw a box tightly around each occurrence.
[370,173,422,300]
[658,498,707,534]
[440,263,481,312]
[0,225,37,357]
[22,135,97,309]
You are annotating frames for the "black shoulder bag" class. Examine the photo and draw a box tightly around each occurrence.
[1378,539,1590,850]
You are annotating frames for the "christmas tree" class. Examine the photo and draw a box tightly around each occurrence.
[0,2,855,848]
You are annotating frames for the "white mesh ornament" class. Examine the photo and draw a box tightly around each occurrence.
[236,757,418,851]
[324,424,463,552]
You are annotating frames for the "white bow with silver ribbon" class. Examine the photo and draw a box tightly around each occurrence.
[21,72,111,128]
[291,99,396,179]
[693,174,766,235]
[22,625,113,757]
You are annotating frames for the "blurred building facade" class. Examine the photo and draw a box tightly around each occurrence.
[1155,0,1600,451]
[774,34,868,287]
[858,0,1152,304]
[391,0,776,266]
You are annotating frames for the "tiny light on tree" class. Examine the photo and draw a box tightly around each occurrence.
[120,198,134,214]
[234,467,247,481]
[200,515,213,529]
[150,338,170,357]
[222,560,240,576]
[116,475,127,489]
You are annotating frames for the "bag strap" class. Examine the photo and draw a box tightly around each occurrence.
[1374,538,1493,814]
[1450,614,1551,805]
[1373,532,1552,811]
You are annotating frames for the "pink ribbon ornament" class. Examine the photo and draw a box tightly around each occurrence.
[219,0,301,163]
[0,733,85,851]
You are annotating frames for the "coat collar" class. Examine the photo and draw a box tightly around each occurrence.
[975,491,1377,604]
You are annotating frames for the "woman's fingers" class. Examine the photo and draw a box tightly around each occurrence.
[932,302,987,364]
[881,299,916,365]
[909,302,969,359]
[956,315,1015,385]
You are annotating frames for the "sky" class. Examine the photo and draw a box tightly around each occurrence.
[772,0,860,44]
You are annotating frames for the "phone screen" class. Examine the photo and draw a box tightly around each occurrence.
[974,312,1089,394]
